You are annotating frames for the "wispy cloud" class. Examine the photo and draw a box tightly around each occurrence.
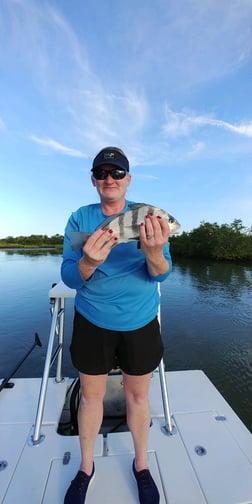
[1,0,252,167]
[220,120,252,137]
[134,173,159,180]
[0,0,149,152]
[116,0,252,90]
[0,117,6,130]
[30,136,86,157]
[163,106,252,138]
[68,88,149,152]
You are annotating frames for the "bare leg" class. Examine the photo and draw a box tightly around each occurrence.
[122,372,152,471]
[78,373,107,475]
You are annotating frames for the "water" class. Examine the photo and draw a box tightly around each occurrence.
[0,250,251,431]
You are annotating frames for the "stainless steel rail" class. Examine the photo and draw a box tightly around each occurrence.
[56,297,65,383]
[157,284,175,435]
[158,359,174,434]
[30,296,64,446]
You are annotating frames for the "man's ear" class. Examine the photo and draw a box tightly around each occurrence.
[91,175,96,187]
[126,174,132,186]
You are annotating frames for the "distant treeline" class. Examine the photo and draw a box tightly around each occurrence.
[169,219,252,261]
[0,234,64,248]
[1,220,251,261]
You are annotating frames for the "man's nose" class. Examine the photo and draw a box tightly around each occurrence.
[106,172,115,180]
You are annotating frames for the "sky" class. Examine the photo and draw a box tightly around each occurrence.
[0,0,252,238]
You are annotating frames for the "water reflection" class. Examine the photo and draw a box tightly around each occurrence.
[3,248,61,257]
[160,258,252,431]
[175,258,251,296]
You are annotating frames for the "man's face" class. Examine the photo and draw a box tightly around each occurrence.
[91,164,131,203]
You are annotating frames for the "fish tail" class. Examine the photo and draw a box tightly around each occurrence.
[69,231,91,250]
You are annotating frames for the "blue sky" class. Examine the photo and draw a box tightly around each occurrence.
[0,0,251,238]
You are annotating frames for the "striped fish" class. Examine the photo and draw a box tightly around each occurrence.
[69,203,180,250]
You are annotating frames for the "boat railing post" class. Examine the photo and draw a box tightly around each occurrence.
[157,284,176,435]
[56,296,65,383]
[30,297,60,446]
[158,358,174,434]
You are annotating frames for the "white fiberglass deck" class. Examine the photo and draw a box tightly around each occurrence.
[1,370,252,504]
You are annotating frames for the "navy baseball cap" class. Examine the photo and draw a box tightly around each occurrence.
[92,147,129,172]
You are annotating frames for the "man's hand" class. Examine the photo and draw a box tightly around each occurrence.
[139,214,170,276]
[79,227,117,280]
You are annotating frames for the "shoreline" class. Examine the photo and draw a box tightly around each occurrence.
[0,246,61,251]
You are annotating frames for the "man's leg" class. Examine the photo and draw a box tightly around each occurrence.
[123,372,160,503]
[64,373,107,504]
[122,372,152,471]
[78,372,107,474]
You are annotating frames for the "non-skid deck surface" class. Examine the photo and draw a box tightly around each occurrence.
[43,452,166,504]
[1,371,252,504]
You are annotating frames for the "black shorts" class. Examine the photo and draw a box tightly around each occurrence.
[70,310,164,376]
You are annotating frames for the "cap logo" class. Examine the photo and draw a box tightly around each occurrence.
[103,151,117,160]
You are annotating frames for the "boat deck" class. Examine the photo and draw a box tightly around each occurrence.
[1,369,252,504]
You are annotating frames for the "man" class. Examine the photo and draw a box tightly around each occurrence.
[61,147,172,504]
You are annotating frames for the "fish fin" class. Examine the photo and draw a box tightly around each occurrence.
[128,203,148,210]
[69,231,91,250]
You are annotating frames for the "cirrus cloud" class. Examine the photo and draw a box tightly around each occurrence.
[163,106,252,139]
[30,136,86,157]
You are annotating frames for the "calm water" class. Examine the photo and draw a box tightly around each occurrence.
[0,250,251,431]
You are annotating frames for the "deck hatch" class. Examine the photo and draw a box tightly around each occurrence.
[42,452,166,504]
[175,410,252,504]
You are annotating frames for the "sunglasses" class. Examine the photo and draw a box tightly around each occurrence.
[92,167,127,180]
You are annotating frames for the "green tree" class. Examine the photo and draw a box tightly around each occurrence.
[170,219,252,261]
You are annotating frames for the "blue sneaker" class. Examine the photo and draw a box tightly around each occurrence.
[132,460,160,504]
[64,463,95,504]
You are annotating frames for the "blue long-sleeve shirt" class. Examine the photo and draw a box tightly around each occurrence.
[61,201,172,331]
